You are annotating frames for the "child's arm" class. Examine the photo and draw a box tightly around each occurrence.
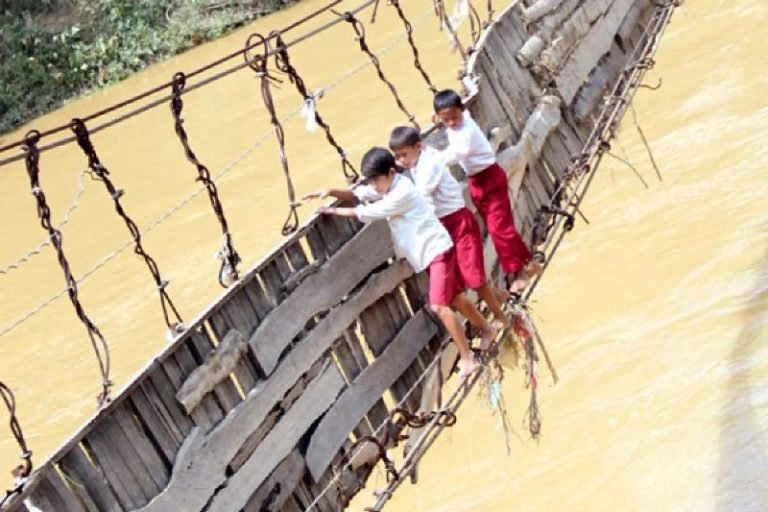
[414,158,444,198]
[320,187,413,222]
[317,205,358,218]
[302,188,357,203]
[435,130,472,167]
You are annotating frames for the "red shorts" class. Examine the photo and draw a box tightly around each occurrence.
[426,248,464,306]
[439,207,486,289]
[468,162,532,274]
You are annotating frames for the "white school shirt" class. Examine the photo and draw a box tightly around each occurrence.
[353,174,453,273]
[437,113,496,176]
[410,147,466,219]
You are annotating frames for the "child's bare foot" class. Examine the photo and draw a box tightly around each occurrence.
[458,354,479,380]
[493,286,511,303]
[509,271,530,294]
[524,259,543,278]
[480,322,501,351]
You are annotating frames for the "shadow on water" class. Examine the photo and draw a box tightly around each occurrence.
[717,235,768,511]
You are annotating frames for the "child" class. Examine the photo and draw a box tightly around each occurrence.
[304,147,486,378]
[433,89,541,293]
[389,125,510,348]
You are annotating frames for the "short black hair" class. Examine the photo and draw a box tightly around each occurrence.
[361,147,396,179]
[433,89,464,112]
[389,126,421,150]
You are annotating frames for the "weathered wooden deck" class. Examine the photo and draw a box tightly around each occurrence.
[2,0,672,510]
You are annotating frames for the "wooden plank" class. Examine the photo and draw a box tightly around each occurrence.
[555,0,635,104]
[306,309,438,480]
[59,445,124,512]
[186,328,242,412]
[518,0,581,66]
[360,299,398,358]
[343,329,391,434]
[242,451,305,512]
[574,45,625,122]
[208,295,263,392]
[136,378,189,450]
[26,468,87,512]
[136,261,411,512]
[250,220,394,375]
[165,344,222,430]
[83,420,151,509]
[111,404,169,490]
[140,360,345,512]
[539,0,614,75]
[522,0,563,25]
[176,329,248,414]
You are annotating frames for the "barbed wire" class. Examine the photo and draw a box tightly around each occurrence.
[0,170,89,276]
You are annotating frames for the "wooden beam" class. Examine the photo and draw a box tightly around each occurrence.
[517,0,581,66]
[205,361,344,511]
[539,0,613,74]
[242,450,305,512]
[306,309,438,481]
[555,0,635,104]
[522,0,562,25]
[250,220,394,375]
[176,330,247,414]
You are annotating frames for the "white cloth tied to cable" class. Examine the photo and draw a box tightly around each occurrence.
[301,95,318,132]
[450,0,470,29]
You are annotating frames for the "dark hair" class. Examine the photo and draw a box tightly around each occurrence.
[388,126,421,150]
[361,147,396,179]
[433,89,464,112]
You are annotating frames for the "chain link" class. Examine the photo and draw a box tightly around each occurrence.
[0,382,32,509]
[388,0,437,94]
[244,33,301,236]
[272,32,359,184]
[22,131,112,407]
[70,119,184,331]
[336,10,420,130]
[170,72,241,287]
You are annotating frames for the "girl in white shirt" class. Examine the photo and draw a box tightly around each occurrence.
[304,147,479,379]
[433,89,541,293]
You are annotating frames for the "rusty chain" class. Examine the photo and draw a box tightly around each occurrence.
[0,383,32,510]
[170,72,241,286]
[22,131,112,407]
[336,10,420,130]
[271,32,359,184]
[244,33,301,236]
[70,119,184,332]
[388,0,437,94]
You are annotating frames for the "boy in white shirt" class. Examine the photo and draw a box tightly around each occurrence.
[303,147,480,378]
[433,89,541,293]
[389,126,510,349]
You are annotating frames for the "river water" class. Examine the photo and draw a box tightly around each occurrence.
[1,1,766,510]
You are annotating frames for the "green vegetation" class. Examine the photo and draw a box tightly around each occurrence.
[0,0,294,135]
